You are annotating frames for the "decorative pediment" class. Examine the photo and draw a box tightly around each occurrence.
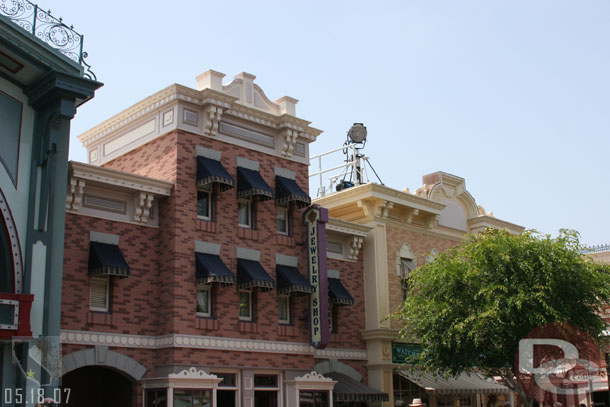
[294,371,336,382]
[169,367,219,379]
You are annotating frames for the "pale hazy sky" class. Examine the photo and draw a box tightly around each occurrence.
[54,0,609,246]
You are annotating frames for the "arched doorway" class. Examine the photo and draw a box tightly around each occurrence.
[62,366,133,407]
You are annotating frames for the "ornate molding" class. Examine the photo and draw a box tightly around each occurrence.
[349,236,363,260]
[0,188,22,293]
[65,178,85,211]
[202,105,223,137]
[294,371,335,382]
[60,330,368,360]
[280,128,299,157]
[169,367,218,379]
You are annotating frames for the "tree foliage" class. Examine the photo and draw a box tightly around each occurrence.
[393,229,610,401]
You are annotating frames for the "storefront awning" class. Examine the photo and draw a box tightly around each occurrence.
[275,176,311,208]
[197,156,234,191]
[237,259,275,291]
[88,241,130,277]
[325,372,389,402]
[237,167,273,201]
[276,265,313,295]
[398,370,510,395]
[328,278,354,306]
[196,253,236,285]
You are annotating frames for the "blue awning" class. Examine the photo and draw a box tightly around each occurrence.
[328,278,354,306]
[196,253,235,285]
[88,241,130,277]
[275,176,311,208]
[237,259,275,291]
[197,156,234,191]
[276,265,313,295]
[237,167,274,201]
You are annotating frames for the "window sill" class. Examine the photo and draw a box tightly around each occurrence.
[196,218,217,233]
[238,227,259,240]
[238,320,259,333]
[197,317,219,331]
[277,324,297,337]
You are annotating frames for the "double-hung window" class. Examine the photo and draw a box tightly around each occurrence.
[278,294,290,324]
[197,184,212,220]
[196,284,212,317]
[90,275,110,312]
[238,199,252,228]
[239,289,252,321]
[277,204,289,235]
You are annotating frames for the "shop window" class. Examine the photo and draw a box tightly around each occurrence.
[278,294,290,324]
[197,185,212,220]
[173,389,211,407]
[277,204,289,235]
[458,396,473,406]
[393,373,429,407]
[238,199,252,228]
[438,395,454,407]
[254,374,279,407]
[299,391,329,407]
[239,289,253,321]
[214,372,237,407]
[196,283,212,317]
[90,275,110,312]
[145,388,167,407]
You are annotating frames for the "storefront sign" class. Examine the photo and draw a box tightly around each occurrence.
[392,342,423,364]
[304,205,329,349]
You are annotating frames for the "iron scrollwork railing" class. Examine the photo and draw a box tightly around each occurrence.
[582,243,610,254]
[0,0,96,80]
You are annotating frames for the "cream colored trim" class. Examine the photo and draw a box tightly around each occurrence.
[195,241,221,256]
[327,217,371,237]
[66,212,160,229]
[60,330,368,360]
[70,161,173,196]
[468,216,524,234]
[89,231,119,245]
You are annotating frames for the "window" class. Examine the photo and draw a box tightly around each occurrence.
[197,185,212,219]
[173,389,211,407]
[254,374,279,407]
[393,373,429,407]
[401,279,409,302]
[400,257,415,302]
[329,304,336,333]
[327,241,343,254]
[438,395,454,407]
[239,289,252,321]
[214,372,238,407]
[300,391,329,407]
[278,294,290,324]
[196,284,211,317]
[90,275,109,312]
[238,199,251,228]
[277,204,289,235]
[145,389,167,407]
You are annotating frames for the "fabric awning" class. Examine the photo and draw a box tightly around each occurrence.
[88,241,130,277]
[237,167,274,201]
[398,370,510,395]
[275,176,311,208]
[328,278,354,306]
[196,253,235,285]
[197,156,234,191]
[325,372,389,402]
[237,259,275,291]
[276,265,313,295]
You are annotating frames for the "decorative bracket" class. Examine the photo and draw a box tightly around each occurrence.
[377,201,393,219]
[426,214,440,229]
[66,178,85,212]
[134,192,154,223]
[357,199,393,219]
[349,236,364,260]
[280,128,299,157]
[203,104,223,137]
[406,208,419,224]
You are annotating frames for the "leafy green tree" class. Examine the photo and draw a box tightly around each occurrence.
[393,229,610,406]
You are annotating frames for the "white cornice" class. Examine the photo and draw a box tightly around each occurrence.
[60,330,368,360]
[468,215,524,234]
[70,161,173,196]
[327,218,371,237]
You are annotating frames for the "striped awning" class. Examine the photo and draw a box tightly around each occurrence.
[237,167,273,201]
[196,253,235,285]
[328,278,354,306]
[275,176,311,208]
[276,265,313,295]
[197,156,234,191]
[325,372,389,402]
[237,258,275,291]
[398,370,510,395]
[88,241,130,277]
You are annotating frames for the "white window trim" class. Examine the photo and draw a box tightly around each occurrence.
[239,289,252,321]
[238,198,252,228]
[197,186,212,220]
[196,283,212,317]
[277,204,289,235]
[278,294,290,324]
[90,275,109,312]
[211,369,240,407]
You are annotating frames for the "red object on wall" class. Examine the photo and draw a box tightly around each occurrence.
[0,293,34,338]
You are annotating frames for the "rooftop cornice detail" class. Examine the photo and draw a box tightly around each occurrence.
[327,217,371,237]
[314,183,446,214]
[468,215,524,233]
[70,161,173,196]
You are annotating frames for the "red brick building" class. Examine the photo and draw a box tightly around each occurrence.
[61,71,385,407]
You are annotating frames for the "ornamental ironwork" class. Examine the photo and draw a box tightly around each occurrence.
[583,243,610,254]
[0,0,96,80]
